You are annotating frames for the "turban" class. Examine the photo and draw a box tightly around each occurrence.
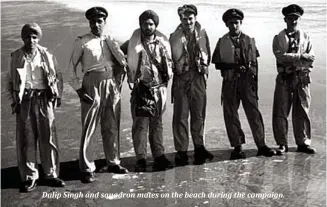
[178,4,197,16]
[282,4,304,17]
[222,8,244,23]
[21,23,42,39]
[139,10,159,27]
[85,6,108,20]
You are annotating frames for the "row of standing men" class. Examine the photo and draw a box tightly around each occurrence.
[7,4,315,192]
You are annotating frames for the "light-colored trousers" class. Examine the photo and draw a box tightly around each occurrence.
[131,86,167,160]
[222,72,266,148]
[172,71,206,151]
[272,73,311,146]
[16,92,59,181]
[79,71,121,173]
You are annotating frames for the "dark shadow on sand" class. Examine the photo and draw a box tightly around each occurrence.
[1,148,267,190]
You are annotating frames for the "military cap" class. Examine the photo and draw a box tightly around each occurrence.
[282,4,304,17]
[21,23,42,39]
[139,10,159,27]
[222,8,244,23]
[178,4,197,16]
[85,6,108,20]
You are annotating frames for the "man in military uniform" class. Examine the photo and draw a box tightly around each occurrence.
[212,9,276,159]
[6,23,65,192]
[170,4,213,165]
[272,4,315,155]
[121,10,173,172]
[69,7,128,183]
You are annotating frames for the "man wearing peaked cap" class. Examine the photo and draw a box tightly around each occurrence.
[170,4,213,166]
[177,4,197,16]
[222,8,244,23]
[120,10,173,172]
[6,23,65,192]
[212,8,277,159]
[85,6,108,20]
[69,6,128,183]
[282,4,304,17]
[272,4,315,155]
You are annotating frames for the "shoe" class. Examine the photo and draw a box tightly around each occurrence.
[135,159,146,172]
[257,146,276,157]
[276,145,289,155]
[153,155,173,171]
[44,177,65,187]
[20,179,37,192]
[230,150,246,160]
[297,145,316,154]
[175,151,189,166]
[107,165,129,174]
[80,172,96,183]
[194,146,214,165]
[175,151,188,166]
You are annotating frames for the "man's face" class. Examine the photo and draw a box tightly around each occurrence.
[22,33,39,51]
[89,17,106,36]
[141,19,156,37]
[226,18,242,34]
[284,15,300,30]
[180,13,196,32]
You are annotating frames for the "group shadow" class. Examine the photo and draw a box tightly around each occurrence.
[2,147,287,190]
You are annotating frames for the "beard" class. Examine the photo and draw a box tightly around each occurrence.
[142,29,155,37]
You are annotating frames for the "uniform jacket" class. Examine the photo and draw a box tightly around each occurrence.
[169,22,211,75]
[69,33,127,90]
[272,29,314,73]
[7,45,63,104]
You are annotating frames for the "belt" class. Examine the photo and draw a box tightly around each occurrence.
[23,89,49,99]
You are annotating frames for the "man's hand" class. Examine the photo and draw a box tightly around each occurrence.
[301,54,315,62]
[76,88,94,104]
[11,102,20,114]
[56,98,62,107]
[239,65,247,73]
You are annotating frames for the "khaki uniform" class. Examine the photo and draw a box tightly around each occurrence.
[170,22,211,151]
[212,32,266,148]
[69,33,126,173]
[272,29,314,146]
[7,45,63,181]
[126,29,173,160]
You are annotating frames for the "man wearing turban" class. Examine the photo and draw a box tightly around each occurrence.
[121,10,173,172]
[6,23,65,192]
[169,4,213,166]
[69,6,128,183]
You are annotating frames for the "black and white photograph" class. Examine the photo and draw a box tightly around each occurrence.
[1,0,326,206]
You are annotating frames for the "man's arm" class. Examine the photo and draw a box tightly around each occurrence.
[272,34,301,65]
[204,30,211,65]
[212,38,237,71]
[6,54,15,104]
[68,38,83,90]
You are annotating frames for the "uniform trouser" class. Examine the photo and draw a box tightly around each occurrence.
[131,86,166,160]
[172,72,207,151]
[272,73,311,146]
[16,91,59,181]
[79,71,121,173]
[222,72,266,148]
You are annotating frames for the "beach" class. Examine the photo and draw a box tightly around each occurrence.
[1,0,326,206]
